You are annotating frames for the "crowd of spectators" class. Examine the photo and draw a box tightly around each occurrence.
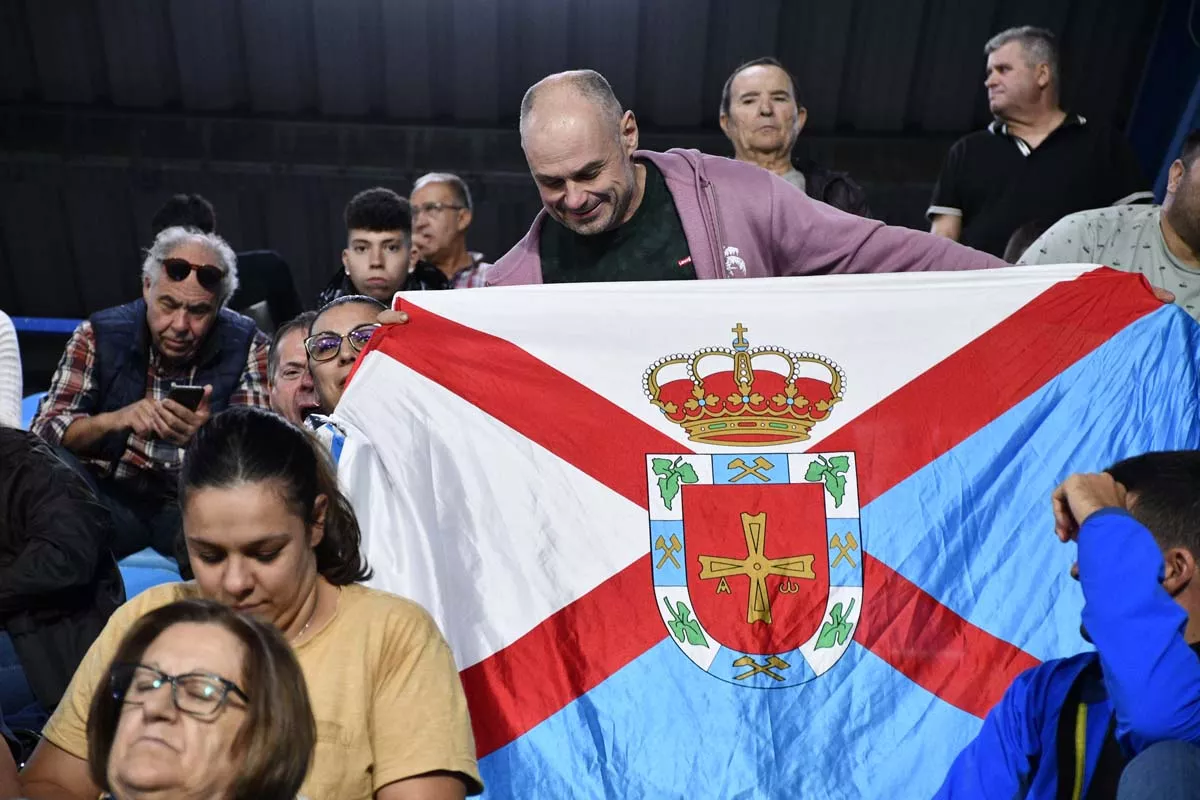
[1,20,1198,800]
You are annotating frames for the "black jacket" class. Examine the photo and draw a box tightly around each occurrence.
[793,157,872,218]
[315,260,452,309]
[0,428,124,711]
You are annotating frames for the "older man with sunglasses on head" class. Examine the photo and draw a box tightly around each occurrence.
[31,226,271,561]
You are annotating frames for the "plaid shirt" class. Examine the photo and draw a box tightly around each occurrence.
[449,253,492,288]
[32,320,271,481]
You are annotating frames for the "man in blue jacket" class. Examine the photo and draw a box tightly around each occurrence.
[31,227,270,559]
[937,452,1200,798]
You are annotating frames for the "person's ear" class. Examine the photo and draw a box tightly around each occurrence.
[142,274,153,304]
[1162,546,1196,596]
[309,494,328,550]
[1037,63,1051,90]
[1168,159,1185,195]
[456,207,473,234]
[621,110,639,156]
[341,249,352,275]
[795,106,808,136]
[719,112,732,139]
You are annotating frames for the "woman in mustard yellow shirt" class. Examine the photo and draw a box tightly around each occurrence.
[19,407,482,800]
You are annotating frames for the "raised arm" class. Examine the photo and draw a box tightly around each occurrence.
[1079,510,1200,742]
[1053,473,1200,745]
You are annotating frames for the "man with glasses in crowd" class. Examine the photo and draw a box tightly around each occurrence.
[31,227,270,559]
[410,172,491,288]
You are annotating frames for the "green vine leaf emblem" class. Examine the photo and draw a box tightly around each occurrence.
[815,598,857,650]
[804,454,851,507]
[652,457,700,510]
[663,597,709,648]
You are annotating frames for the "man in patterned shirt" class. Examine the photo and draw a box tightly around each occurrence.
[1020,130,1200,321]
[411,172,491,288]
[31,226,270,560]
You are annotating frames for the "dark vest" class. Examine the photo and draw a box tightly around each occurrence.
[89,299,258,464]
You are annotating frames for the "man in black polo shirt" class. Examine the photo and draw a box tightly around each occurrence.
[928,26,1151,258]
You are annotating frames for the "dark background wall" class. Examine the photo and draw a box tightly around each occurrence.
[0,0,1174,392]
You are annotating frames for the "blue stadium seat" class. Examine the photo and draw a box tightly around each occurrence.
[118,548,181,598]
[20,393,45,430]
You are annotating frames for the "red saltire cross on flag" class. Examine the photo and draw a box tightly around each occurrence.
[351,269,1160,757]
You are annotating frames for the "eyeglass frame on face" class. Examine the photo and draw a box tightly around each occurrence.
[304,323,381,362]
[411,201,466,218]
[111,662,249,719]
[161,257,225,291]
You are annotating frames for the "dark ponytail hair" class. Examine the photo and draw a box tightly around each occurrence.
[179,407,372,584]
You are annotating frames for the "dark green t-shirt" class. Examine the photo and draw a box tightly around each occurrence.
[539,160,696,284]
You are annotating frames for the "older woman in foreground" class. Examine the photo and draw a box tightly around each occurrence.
[89,599,313,799]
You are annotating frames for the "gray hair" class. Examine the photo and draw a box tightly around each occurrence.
[519,70,623,136]
[985,26,1059,90]
[412,172,474,212]
[141,226,239,306]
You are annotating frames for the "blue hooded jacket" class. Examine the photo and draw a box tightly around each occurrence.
[935,509,1200,798]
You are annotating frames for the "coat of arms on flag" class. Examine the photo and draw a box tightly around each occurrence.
[643,323,862,687]
[646,453,862,688]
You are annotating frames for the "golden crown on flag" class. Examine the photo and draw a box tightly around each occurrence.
[643,323,845,446]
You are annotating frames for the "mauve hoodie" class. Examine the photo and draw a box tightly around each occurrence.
[485,148,1005,286]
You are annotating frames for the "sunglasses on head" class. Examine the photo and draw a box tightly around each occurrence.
[162,258,224,290]
[304,323,381,362]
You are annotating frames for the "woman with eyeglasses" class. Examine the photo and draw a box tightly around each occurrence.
[87,599,313,800]
[304,295,386,416]
[19,407,482,800]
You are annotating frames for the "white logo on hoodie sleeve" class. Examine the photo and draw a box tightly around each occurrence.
[723,246,747,278]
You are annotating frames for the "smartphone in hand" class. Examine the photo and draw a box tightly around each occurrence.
[166,384,205,412]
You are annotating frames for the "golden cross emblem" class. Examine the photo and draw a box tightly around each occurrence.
[731,322,749,347]
[697,512,815,625]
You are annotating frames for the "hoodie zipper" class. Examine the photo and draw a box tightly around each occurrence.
[700,175,729,279]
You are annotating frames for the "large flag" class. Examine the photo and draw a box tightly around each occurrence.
[326,266,1200,799]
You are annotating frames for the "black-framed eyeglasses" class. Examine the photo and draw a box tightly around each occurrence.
[111,663,248,718]
[304,323,381,362]
[161,257,224,291]
[412,201,466,218]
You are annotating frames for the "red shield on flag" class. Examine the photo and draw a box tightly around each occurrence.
[682,483,830,656]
